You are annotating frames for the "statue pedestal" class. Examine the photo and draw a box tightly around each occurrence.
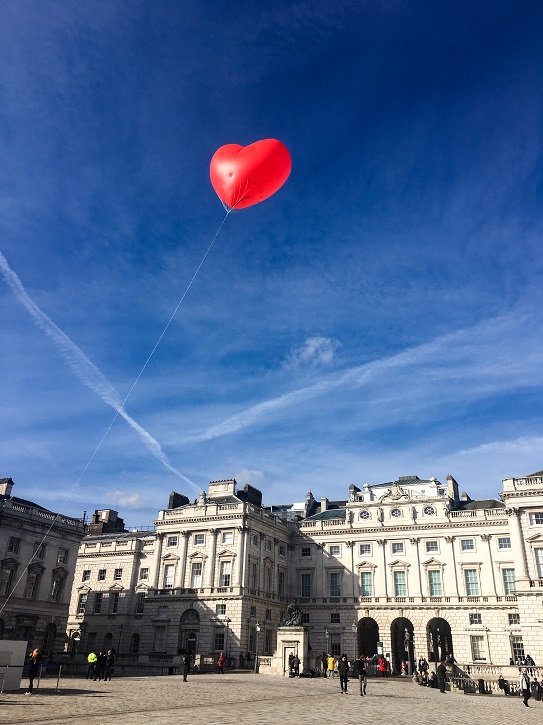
[271,626,309,676]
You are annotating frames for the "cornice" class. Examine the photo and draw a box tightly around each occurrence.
[293,520,508,538]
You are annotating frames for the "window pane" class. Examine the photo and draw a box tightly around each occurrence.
[502,568,515,595]
[164,564,174,588]
[393,571,406,596]
[360,572,373,597]
[300,573,311,598]
[535,548,543,578]
[464,569,480,596]
[220,561,231,587]
[428,570,442,596]
[330,572,341,597]
[470,635,485,661]
[191,563,202,588]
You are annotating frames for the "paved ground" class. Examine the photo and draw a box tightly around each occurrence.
[0,673,540,725]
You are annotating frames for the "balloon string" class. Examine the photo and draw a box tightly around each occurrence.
[0,209,231,618]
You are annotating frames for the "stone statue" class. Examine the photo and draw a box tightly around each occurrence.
[283,601,303,627]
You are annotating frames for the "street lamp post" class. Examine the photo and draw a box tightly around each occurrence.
[325,627,330,654]
[253,622,261,674]
[351,622,358,663]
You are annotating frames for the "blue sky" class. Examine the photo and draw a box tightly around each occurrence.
[1,1,542,525]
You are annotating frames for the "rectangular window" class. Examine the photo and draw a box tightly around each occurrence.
[529,513,543,525]
[98,569,106,581]
[425,541,439,553]
[464,569,480,596]
[300,573,311,598]
[33,543,46,559]
[77,593,88,615]
[502,568,516,595]
[392,542,404,555]
[25,572,40,599]
[57,548,69,564]
[7,537,21,555]
[360,571,373,597]
[82,570,91,582]
[266,539,272,551]
[278,571,285,596]
[164,564,174,588]
[302,612,310,624]
[167,536,178,547]
[222,532,233,545]
[139,567,149,580]
[508,612,520,626]
[191,562,202,588]
[511,635,525,662]
[497,537,511,550]
[250,605,257,618]
[265,608,272,621]
[534,548,543,578]
[249,562,258,589]
[359,544,371,556]
[330,545,341,556]
[428,570,443,596]
[279,545,286,557]
[153,626,166,652]
[50,577,64,602]
[114,568,123,581]
[93,592,103,614]
[469,612,482,625]
[330,634,341,657]
[301,547,311,557]
[330,572,341,598]
[214,627,225,651]
[136,593,145,614]
[194,534,205,545]
[252,534,259,547]
[265,629,272,654]
[330,612,340,624]
[470,635,486,661]
[219,561,231,587]
[109,591,120,614]
[461,539,475,552]
[265,567,272,593]
[393,570,407,597]
[0,567,13,596]
[216,603,227,616]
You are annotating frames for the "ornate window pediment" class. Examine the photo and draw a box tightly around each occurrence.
[422,557,445,568]
[28,561,45,574]
[77,584,91,593]
[1,557,19,571]
[188,551,207,560]
[388,559,410,568]
[217,549,236,559]
[526,533,543,543]
[161,553,180,563]
[356,561,377,570]
[52,565,68,577]
[108,582,124,591]
[135,582,150,591]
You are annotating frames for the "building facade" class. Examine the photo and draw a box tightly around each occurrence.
[0,478,85,657]
[67,471,543,672]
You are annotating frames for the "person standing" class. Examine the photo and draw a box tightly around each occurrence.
[321,652,327,677]
[520,668,531,707]
[338,654,350,694]
[378,655,387,677]
[327,653,335,678]
[354,655,367,696]
[86,651,97,679]
[497,675,510,695]
[93,650,106,681]
[182,653,191,682]
[292,654,300,677]
[217,652,226,674]
[105,649,115,681]
[25,648,42,695]
[437,661,447,693]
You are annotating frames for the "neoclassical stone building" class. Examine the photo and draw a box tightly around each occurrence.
[67,471,543,672]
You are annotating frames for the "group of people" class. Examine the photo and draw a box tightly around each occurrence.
[518,667,542,707]
[288,652,301,677]
[86,649,115,681]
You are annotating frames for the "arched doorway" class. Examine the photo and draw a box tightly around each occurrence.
[178,608,200,653]
[426,617,452,663]
[357,617,379,657]
[390,617,414,675]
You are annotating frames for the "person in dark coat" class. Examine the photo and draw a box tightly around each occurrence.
[338,654,350,694]
[353,655,367,696]
[93,650,106,681]
[217,652,226,674]
[497,675,510,695]
[25,648,42,695]
[183,653,191,682]
[105,649,115,681]
[437,661,447,693]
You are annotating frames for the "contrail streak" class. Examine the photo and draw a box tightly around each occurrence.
[0,250,198,492]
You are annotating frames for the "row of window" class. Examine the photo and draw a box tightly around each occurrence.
[77,591,146,615]
[82,568,123,582]
[0,565,66,601]
[303,537,513,559]
[163,531,287,556]
[299,567,517,598]
[7,538,70,563]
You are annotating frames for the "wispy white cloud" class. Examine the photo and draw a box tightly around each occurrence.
[106,490,149,509]
[283,336,341,369]
[0,250,198,492]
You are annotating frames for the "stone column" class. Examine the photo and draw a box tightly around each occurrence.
[506,507,530,582]
[151,533,163,588]
[444,536,459,597]
[236,526,248,590]
[377,540,388,598]
[205,529,218,591]
[480,534,497,596]
[259,532,265,593]
[273,538,280,598]
[175,532,188,589]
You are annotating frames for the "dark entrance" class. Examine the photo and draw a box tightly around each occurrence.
[390,617,414,675]
[357,617,379,657]
[426,617,453,663]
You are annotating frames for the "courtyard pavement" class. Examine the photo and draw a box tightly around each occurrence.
[0,672,540,725]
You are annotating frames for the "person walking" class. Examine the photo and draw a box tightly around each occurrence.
[292,654,300,677]
[93,650,106,681]
[437,661,447,693]
[86,651,98,679]
[520,668,531,707]
[105,649,115,681]
[354,655,367,696]
[217,652,226,674]
[338,653,350,694]
[378,655,387,677]
[182,652,191,682]
[327,653,335,678]
[25,647,42,695]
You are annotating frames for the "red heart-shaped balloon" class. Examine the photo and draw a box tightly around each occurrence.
[210,139,292,210]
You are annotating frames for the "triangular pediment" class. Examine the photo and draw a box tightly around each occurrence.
[188,551,207,560]
[388,559,410,568]
[135,582,150,592]
[108,583,124,591]
[526,533,543,542]
[422,557,445,567]
[78,584,92,593]
[217,548,236,559]
[161,553,180,562]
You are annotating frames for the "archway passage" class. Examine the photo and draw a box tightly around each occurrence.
[426,617,453,663]
[357,617,379,657]
[390,617,414,675]
[178,608,200,654]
